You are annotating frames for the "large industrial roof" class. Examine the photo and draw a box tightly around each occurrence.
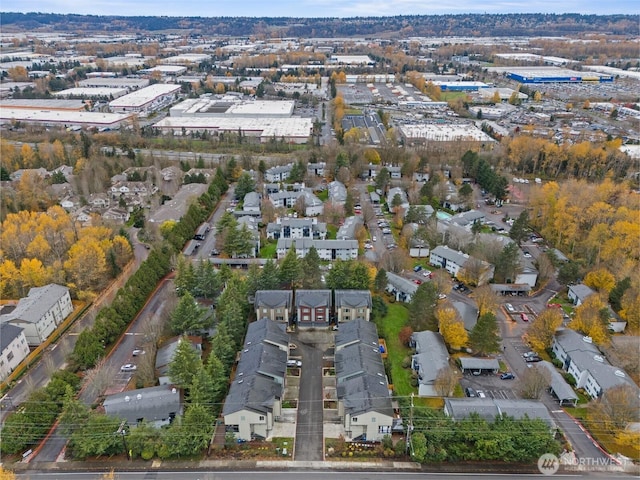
[51,87,128,98]
[109,83,181,108]
[0,107,133,126]
[400,123,494,142]
[154,116,312,139]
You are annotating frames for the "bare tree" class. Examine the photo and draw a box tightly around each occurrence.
[459,257,487,287]
[430,269,453,295]
[379,249,411,273]
[84,358,118,399]
[362,202,376,225]
[589,385,640,429]
[520,366,551,399]
[536,253,556,287]
[472,284,500,315]
[434,365,460,396]
[261,198,277,223]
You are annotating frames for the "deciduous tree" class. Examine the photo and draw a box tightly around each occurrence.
[437,305,468,350]
[524,308,563,352]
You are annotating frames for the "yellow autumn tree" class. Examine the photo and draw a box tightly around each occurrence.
[26,234,52,262]
[471,284,499,316]
[437,305,468,350]
[584,268,616,296]
[19,257,51,292]
[110,235,134,270]
[0,465,17,480]
[568,295,610,345]
[0,259,20,298]
[64,237,107,292]
[619,286,640,332]
[524,308,563,352]
[363,148,381,165]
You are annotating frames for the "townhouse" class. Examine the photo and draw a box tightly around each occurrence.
[0,323,30,381]
[254,290,293,323]
[276,238,358,261]
[104,385,183,428]
[429,245,494,285]
[334,290,372,323]
[266,217,327,240]
[295,289,332,327]
[411,330,450,396]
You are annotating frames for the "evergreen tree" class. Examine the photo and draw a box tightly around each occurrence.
[374,268,388,293]
[469,312,501,355]
[494,242,522,283]
[258,259,281,290]
[279,246,302,288]
[169,292,207,335]
[168,337,203,390]
[235,172,256,200]
[302,246,322,289]
[408,282,438,331]
[509,210,530,246]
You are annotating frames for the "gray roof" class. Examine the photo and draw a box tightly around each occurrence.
[222,372,282,416]
[335,318,379,351]
[568,283,596,302]
[337,373,394,418]
[266,164,292,175]
[386,187,408,205]
[445,398,555,428]
[570,350,639,394]
[328,180,347,202]
[103,385,183,425]
[385,272,418,296]
[243,191,260,208]
[254,290,293,309]
[244,318,289,351]
[369,191,380,202]
[450,209,485,227]
[267,218,326,234]
[335,342,386,384]
[2,284,69,324]
[336,215,363,240]
[444,398,499,422]
[295,289,331,308]
[431,245,472,268]
[277,238,358,250]
[452,301,479,331]
[412,331,449,385]
[334,290,372,310]
[554,328,600,356]
[459,357,500,370]
[538,361,578,403]
[236,342,287,383]
[0,323,24,352]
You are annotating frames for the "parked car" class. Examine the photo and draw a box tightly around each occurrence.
[438,293,447,300]
[120,363,137,372]
[505,303,515,312]
[523,251,532,258]
[372,236,377,242]
[413,265,423,272]
[210,249,220,256]
[500,372,515,380]
[464,387,477,397]
[287,359,302,368]
[520,313,529,322]
[422,270,432,278]
[477,390,487,398]
[413,279,422,285]
[525,356,542,363]
[132,348,145,357]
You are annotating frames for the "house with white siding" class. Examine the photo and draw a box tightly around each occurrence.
[254,290,293,323]
[429,245,494,285]
[0,284,73,346]
[334,290,372,323]
[276,238,357,261]
[0,324,30,381]
[266,217,326,240]
[552,328,640,399]
[264,164,293,182]
[411,331,450,396]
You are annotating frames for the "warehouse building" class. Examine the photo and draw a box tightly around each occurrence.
[488,66,613,83]
[109,83,181,114]
[0,108,133,129]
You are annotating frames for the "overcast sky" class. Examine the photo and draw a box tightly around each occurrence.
[1,0,637,17]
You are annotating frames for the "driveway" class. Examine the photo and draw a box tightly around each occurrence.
[292,330,333,461]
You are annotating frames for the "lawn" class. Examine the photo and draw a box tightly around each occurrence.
[317,189,329,201]
[326,224,338,239]
[374,303,414,397]
[260,241,277,259]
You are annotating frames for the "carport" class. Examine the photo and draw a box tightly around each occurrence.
[490,283,531,296]
[460,357,500,375]
[539,360,578,406]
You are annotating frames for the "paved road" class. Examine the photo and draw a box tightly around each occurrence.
[32,278,175,462]
[194,185,236,260]
[292,331,327,461]
[13,468,635,479]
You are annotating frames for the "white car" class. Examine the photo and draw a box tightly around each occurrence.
[505,303,515,312]
[422,270,432,277]
[372,236,377,242]
[120,363,137,372]
[438,293,447,300]
[287,359,302,368]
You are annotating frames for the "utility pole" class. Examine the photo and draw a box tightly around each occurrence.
[116,420,130,460]
[406,392,414,456]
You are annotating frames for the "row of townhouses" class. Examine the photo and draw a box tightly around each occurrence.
[254,289,372,327]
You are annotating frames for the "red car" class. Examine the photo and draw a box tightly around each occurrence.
[413,279,422,285]
[547,303,562,309]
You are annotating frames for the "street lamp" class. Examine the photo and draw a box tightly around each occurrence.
[116,420,130,460]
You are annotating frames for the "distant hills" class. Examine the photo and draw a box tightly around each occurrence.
[0,12,638,37]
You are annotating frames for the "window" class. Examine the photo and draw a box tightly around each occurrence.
[7,352,14,361]
[259,416,264,421]
[352,417,358,423]
[371,417,376,422]
[344,308,350,313]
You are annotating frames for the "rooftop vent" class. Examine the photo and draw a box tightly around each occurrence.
[594,355,604,363]
[137,394,142,400]
[614,370,626,378]
[582,336,593,343]
[124,396,130,402]
[238,379,244,384]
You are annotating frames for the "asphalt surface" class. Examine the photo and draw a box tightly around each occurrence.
[292,331,327,461]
